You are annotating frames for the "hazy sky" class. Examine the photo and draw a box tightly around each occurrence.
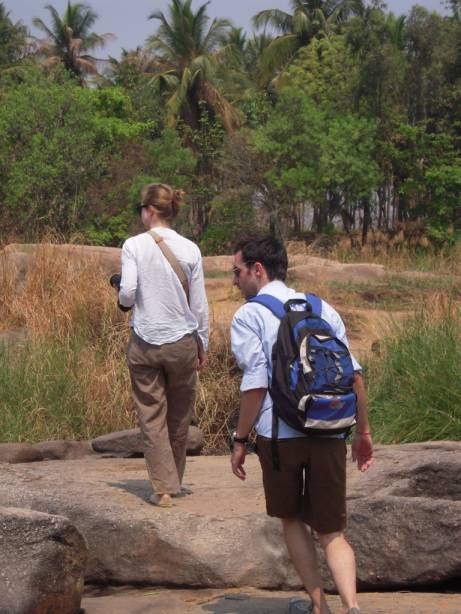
[8,0,449,60]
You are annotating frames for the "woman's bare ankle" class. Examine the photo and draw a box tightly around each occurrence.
[149,493,174,507]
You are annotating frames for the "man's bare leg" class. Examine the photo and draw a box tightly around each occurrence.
[281,518,331,614]
[317,531,359,613]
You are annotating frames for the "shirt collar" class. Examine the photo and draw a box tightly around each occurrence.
[257,280,287,296]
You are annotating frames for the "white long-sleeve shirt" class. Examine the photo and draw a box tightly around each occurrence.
[118,227,209,350]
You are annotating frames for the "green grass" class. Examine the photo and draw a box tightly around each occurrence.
[0,337,134,443]
[366,302,461,443]
[0,339,86,442]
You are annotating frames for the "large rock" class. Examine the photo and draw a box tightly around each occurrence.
[1,244,235,282]
[0,443,43,464]
[0,442,459,591]
[1,243,121,280]
[32,440,95,461]
[0,506,87,614]
[202,255,233,274]
[91,426,204,457]
[288,256,386,284]
[1,244,393,298]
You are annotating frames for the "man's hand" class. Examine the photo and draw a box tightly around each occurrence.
[197,346,207,371]
[351,433,374,472]
[231,442,247,480]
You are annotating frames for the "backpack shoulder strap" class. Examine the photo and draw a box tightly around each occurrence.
[306,293,322,317]
[247,294,285,320]
[149,230,190,303]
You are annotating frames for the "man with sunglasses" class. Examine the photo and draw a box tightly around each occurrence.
[229,235,373,614]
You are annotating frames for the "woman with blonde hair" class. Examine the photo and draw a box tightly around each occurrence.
[118,183,208,507]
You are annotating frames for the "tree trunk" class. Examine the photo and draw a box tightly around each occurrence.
[362,198,372,246]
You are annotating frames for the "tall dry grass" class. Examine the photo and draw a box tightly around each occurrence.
[0,244,240,447]
[287,237,461,276]
[0,245,135,441]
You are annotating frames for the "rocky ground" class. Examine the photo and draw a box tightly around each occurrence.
[82,586,461,614]
[0,443,459,596]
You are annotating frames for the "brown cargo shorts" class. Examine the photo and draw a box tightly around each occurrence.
[256,435,347,534]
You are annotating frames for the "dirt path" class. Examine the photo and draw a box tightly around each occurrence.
[82,586,460,613]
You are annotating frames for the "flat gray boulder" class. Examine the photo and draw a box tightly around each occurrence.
[0,506,87,614]
[33,440,95,461]
[288,256,386,284]
[0,443,43,464]
[91,426,204,457]
[0,442,459,591]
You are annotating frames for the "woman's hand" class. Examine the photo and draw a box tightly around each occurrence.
[197,346,207,371]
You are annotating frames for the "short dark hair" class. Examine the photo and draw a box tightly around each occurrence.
[233,234,288,281]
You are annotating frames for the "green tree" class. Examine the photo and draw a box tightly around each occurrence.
[0,2,28,69]
[0,67,149,236]
[254,87,379,234]
[32,1,113,84]
[253,0,364,83]
[147,0,239,132]
[388,124,461,240]
[404,7,448,125]
[284,34,359,112]
[345,6,407,119]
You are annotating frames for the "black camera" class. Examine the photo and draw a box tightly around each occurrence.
[109,273,132,312]
[109,273,121,290]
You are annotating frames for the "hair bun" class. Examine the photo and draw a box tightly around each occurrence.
[171,189,185,216]
[172,189,185,206]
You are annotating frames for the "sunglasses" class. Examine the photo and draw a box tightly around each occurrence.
[135,203,149,215]
[232,261,255,277]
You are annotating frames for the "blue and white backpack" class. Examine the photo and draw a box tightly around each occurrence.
[248,293,357,467]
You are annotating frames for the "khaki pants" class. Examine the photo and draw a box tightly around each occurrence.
[126,331,198,495]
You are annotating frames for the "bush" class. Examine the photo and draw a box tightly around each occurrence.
[366,298,461,442]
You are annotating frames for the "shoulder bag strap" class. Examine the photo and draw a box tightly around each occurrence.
[148,230,190,304]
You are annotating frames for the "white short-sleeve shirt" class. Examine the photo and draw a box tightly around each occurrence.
[231,280,360,439]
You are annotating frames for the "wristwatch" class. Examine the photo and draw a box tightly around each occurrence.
[232,431,249,445]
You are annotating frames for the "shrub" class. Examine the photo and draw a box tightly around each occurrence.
[366,297,461,442]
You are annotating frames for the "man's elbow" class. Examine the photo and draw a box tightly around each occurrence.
[118,288,136,308]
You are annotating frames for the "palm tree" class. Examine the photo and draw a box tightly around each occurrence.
[108,46,161,87]
[0,2,28,69]
[32,1,113,83]
[147,0,239,132]
[253,0,364,83]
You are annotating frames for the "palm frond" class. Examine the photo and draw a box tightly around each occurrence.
[292,8,311,37]
[202,17,232,52]
[257,34,300,84]
[76,56,99,74]
[199,79,240,132]
[31,17,58,45]
[253,9,293,34]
